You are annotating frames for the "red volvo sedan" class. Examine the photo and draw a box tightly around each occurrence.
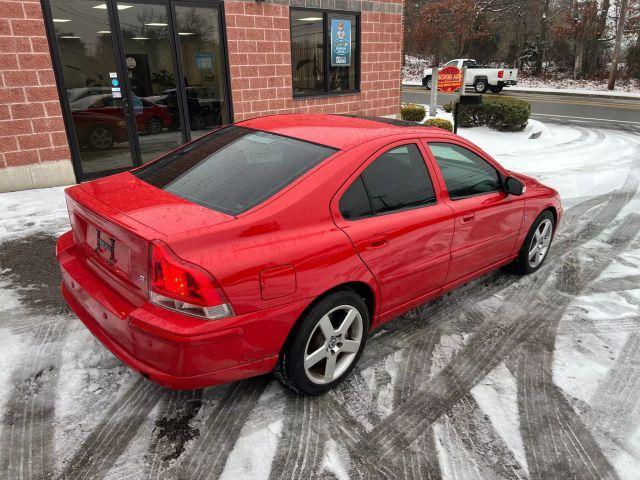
[57,114,562,394]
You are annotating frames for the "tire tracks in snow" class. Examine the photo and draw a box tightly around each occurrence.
[434,395,528,480]
[178,377,269,480]
[391,326,443,480]
[268,394,326,480]
[511,215,640,480]
[0,319,67,480]
[146,389,203,480]
[59,378,164,480]
[590,332,640,445]
[344,161,639,475]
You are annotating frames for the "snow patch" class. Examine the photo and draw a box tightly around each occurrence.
[0,328,25,411]
[0,274,23,314]
[219,382,285,480]
[471,362,529,475]
[322,438,351,480]
[0,186,69,242]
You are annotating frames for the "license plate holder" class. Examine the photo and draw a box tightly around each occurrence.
[94,230,116,265]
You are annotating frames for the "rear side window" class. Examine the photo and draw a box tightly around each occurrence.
[339,177,373,220]
[428,143,500,199]
[362,144,436,214]
[135,126,336,215]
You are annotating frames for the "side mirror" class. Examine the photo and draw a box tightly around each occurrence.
[504,176,525,196]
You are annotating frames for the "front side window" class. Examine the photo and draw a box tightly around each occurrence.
[428,143,501,199]
[291,9,359,96]
[136,126,337,215]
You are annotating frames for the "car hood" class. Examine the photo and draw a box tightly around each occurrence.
[76,172,235,237]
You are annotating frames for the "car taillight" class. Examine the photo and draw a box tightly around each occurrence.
[498,70,504,79]
[149,241,233,320]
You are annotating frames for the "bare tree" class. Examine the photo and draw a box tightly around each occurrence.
[608,0,630,89]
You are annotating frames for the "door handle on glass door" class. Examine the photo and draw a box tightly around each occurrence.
[366,236,388,250]
[461,214,475,224]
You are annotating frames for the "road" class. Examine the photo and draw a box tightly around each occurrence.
[402,84,640,129]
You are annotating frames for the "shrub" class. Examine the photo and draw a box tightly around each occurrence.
[424,118,453,132]
[401,103,426,122]
[443,97,530,132]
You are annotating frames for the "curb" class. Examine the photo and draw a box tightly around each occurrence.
[401,84,640,101]
[507,88,640,101]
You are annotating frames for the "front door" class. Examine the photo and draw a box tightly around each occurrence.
[425,141,524,287]
[45,0,231,180]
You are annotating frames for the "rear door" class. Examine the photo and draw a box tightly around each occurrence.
[332,141,454,317]
[423,140,524,287]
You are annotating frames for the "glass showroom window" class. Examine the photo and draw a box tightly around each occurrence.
[291,10,359,96]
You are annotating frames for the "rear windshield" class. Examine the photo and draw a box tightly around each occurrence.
[135,126,337,215]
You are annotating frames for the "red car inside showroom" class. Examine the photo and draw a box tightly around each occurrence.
[56,114,562,394]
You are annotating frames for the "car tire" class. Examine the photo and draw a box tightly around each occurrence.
[146,117,163,135]
[88,127,114,150]
[274,290,369,395]
[424,76,432,90]
[490,85,504,94]
[474,79,488,93]
[190,113,206,131]
[514,210,556,275]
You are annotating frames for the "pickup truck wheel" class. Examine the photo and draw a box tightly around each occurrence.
[274,290,369,395]
[490,85,504,94]
[474,79,487,93]
[424,76,432,90]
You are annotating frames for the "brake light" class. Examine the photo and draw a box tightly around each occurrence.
[498,70,504,79]
[149,241,233,320]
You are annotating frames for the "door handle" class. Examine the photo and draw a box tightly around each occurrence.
[461,214,475,224]
[366,236,388,250]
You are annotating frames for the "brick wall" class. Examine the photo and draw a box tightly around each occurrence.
[225,0,403,121]
[0,0,74,191]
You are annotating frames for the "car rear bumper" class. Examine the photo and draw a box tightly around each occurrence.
[57,231,307,390]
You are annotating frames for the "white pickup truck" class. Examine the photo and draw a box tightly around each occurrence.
[422,58,518,94]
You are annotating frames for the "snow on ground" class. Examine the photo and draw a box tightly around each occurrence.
[0,185,69,242]
[1,119,640,479]
[517,75,640,95]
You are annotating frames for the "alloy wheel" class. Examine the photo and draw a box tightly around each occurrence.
[90,127,113,150]
[146,117,163,134]
[528,218,553,268]
[304,305,363,385]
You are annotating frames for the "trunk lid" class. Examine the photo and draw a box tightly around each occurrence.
[65,172,235,301]
[77,172,235,235]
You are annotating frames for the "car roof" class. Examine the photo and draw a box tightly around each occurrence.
[237,114,453,150]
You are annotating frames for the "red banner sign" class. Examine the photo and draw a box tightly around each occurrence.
[437,66,463,93]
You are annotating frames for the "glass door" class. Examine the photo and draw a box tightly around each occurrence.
[46,0,231,180]
[115,0,186,163]
[174,2,230,138]
[48,0,137,176]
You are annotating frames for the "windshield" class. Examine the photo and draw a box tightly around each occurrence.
[135,126,337,215]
